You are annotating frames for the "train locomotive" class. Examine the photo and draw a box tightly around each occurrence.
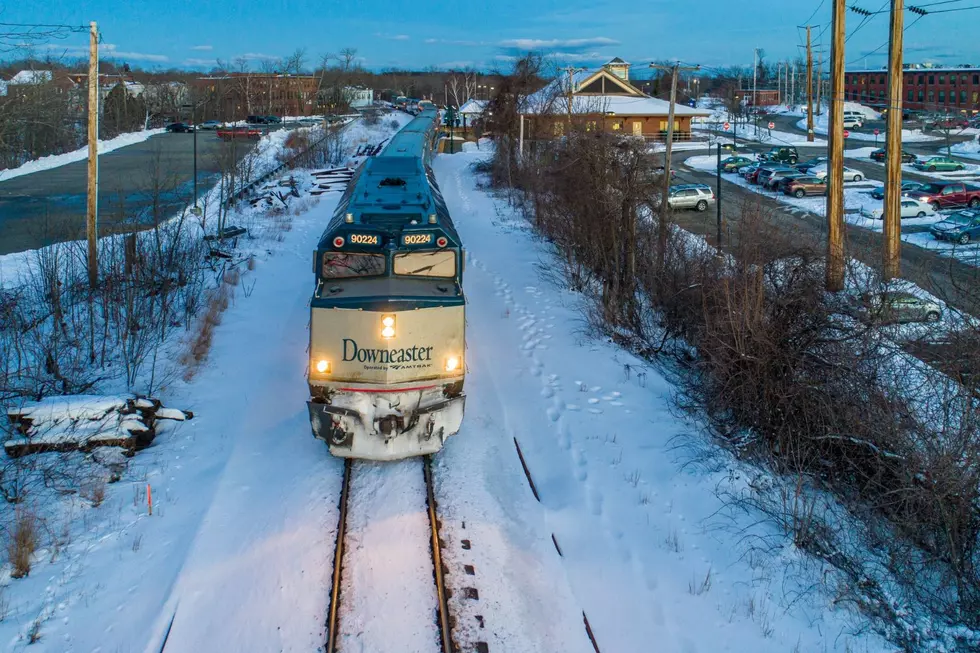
[307,108,466,460]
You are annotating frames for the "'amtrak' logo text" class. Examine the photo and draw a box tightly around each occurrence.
[343,338,434,365]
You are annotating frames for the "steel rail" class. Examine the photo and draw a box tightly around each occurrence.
[325,459,352,652]
[424,455,454,653]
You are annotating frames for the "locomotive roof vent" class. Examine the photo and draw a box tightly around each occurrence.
[379,177,406,186]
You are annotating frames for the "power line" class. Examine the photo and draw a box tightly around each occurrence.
[846,13,924,65]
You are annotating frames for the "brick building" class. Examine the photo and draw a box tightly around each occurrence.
[844,65,980,114]
[193,73,321,120]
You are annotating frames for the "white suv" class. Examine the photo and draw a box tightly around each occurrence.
[667,184,716,212]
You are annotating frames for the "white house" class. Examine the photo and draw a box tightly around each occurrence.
[9,70,53,86]
[343,86,374,109]
[458,98,486,123]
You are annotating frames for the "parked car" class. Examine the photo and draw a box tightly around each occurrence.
[854,291,942,324]
[870,181,923,200]
[842,116,864,129]
[764,170,805,191]
[165,122,194,133]
[757,146,799,164]
[896,198,937,218]
[198,120,224,130]
[913,156,966,172]
[929,209,980,244]
[906,182,980,210]
[924,115,970,130]
[667,184,716,212]
[783,176,827,198]
[869,148,917,163]
[754,165,793,187]
[795,156,827,173]
[217,127,263,141]
[263,115,282,124]
[740,165,760,182]
[719,156,754,173]
[810,163,864,182]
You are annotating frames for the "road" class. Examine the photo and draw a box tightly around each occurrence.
[0,130,260,255]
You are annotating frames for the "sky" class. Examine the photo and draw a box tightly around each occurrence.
[3,0,974,75]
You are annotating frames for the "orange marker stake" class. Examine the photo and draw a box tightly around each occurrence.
[147,484,153,516]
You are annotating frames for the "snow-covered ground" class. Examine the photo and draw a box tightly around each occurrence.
[796,114,939,142]
[0,128,166,182]
[0,118,900,652]
[951,137,980,162]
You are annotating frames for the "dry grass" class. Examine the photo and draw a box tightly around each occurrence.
[7,507,39,578]
[180,283,231,380]
[79,474,107,508]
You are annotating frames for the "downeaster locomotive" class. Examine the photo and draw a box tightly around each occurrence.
[307,108,466,460]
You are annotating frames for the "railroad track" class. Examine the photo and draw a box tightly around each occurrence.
[325,455,453,653]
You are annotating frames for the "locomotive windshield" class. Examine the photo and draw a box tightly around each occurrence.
[322,252,386,278]
[393,250,456,277]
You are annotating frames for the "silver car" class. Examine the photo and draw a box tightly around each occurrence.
[667,184,716,212]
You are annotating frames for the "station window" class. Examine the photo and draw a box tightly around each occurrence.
[929,91,935,102]
[962,91,968,104]
[928,75,934,84]
[974,75,980,85]
[939,91,945,103]
[918,90,924,102]
[908,90,913,101]
[939,75,945,84]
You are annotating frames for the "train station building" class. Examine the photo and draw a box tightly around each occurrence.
[521,58,711,141]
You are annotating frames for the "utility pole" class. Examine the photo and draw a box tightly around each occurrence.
[777,63,782,105]
[86,21,99,290]
[826,0,847,291]
[791,62,796,107]
[558,66,583,129]
[883,0,905,279]
[816,52,823,115]
[806,26,814,142]
[752,48,759,136]
[651,62,699,272]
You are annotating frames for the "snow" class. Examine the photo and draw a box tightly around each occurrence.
[0,128,166,182]
[795,114,939,142]
[430,149,890,652]
[950,137,980,162]
[0,114,896,652]
[8,395,130,422]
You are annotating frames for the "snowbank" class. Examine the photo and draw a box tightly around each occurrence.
[951,137,980,162]
[796,114,937,142]
[0,128,166,182]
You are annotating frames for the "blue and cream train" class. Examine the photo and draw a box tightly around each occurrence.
[307,108,466,460]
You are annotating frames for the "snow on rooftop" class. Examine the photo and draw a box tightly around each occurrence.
[9,69,53,84]
[458,99,486,114]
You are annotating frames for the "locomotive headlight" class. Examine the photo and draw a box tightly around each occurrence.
[315,359,331,374]
[381,314,396,339]
[445,355,461,372]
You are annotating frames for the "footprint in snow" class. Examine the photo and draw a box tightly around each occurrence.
[588,408,603,414]
[565,403,581,411]
[546,407,561,422]
[588,398,600,404]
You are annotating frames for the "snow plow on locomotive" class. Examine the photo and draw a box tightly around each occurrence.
[307,108,466,460]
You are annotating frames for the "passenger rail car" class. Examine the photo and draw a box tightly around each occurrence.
[308,108,466,460]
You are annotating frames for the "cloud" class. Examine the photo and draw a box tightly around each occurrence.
[425,38,487,46]
[238,52,280,61]
[375,33,410,41]
[498,37,619,51]
[185,58,218,67]
[34,42,168,62]
[190,45,213,51]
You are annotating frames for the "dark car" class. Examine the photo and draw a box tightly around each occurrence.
[783,176,827,198]
[165,122,194,133]
[854,291,942,324]
[741,165,761,183]
[870,181,923,200]
[795,156,827,173]
[264,115,282,123]
[929,210,980,244]
[247,115,272,124]
[719,156,754,173]
[869,148,917,163]
[758,146,799,165]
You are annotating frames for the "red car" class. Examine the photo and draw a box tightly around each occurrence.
[906,182,980,211]
[217,128,262,141]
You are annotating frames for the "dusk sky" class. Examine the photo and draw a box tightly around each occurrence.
[7,0,972,74]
